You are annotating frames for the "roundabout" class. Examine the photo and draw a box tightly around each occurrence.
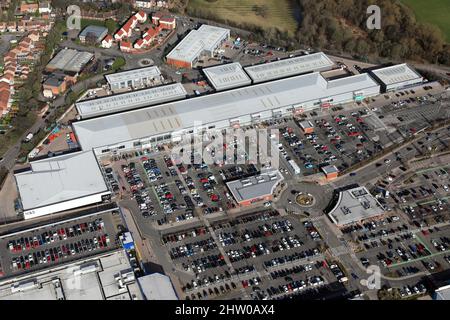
[295,192,316,207]
[138,58,154,67]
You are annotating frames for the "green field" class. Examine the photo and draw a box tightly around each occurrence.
[188,0,298,34]
[402,0,450,42]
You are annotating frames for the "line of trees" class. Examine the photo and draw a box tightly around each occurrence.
[295,0,450,66]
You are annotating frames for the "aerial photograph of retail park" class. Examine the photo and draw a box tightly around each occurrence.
[0,0,449,305]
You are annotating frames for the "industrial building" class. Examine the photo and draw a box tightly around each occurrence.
[72,71,380,154]
[226,170,284,206]
[14,151,111,220]
[244,52,334,83]
[369,63,423,92]
[78,25,108,44]
[137,273,178,300]
[76,83,187,119]
[105,66,163,92]
[166,24,230,69]
[203,62,252,91]
[0,250,143,300]
[46,49,94,73]
[327,186,385,226]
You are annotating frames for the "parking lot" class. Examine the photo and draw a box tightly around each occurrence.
[0,210,121,278]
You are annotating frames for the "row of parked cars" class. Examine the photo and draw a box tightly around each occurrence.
[162,227,208,244]
[7,219,104,253]
[169,237,217,260]
[182,253,227,274]
[11,235,110,271]
[264,249,321,269]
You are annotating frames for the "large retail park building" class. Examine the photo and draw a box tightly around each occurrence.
[14,26,425,219]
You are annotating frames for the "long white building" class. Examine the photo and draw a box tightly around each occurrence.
[72,71,380,154]
[370,63,423,92]
[105,66,163,92]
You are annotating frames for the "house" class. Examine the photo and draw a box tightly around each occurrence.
[0,22,6,33]
[28,31,40,42]
[160,16,176,30]
[135,0,156,9]
[38,1,52,14]
[7,22,17,32]
[120,41,133,53]
[134,38,145,49]
[101,35,113,48]
[43,75,67,98]
[20,1,38,13]
[114,16,137,40]
[151,12,164,25]
[135,10,147,23]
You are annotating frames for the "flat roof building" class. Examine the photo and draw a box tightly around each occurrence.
[105,66,163,92]
[226,170,284,206]
[76,83,187,119]
[203,62,252,91]
[299,120,314,134]
[327,186,385,226]
[14,151,110,220]
[79,25,108,43]
[434,284,450,300]
[166,24,230,69]
[46,49,94,73]
[244,52,334,83]
[72,72,380,154]
[0,250,143,300]
[137,273,178,300]
[321,165,339,180]
[370,64,423,92]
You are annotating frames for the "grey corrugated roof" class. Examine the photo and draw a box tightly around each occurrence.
[371,64,423,85]
[203,62,251,91]
[15,151,109,210]
[72,72,379,150]
[245,52,334,83]
[46,49,94,73]
[79,25,108,39]
[76,83,187,118]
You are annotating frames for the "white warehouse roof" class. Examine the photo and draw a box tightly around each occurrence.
[76,83,187,119]
[203,62,251,91]
[15,151,109,211]
[105,66,161,85]
[244,52,334,83]
[371,64,423,86]
[72,72,379,151]
[166,24,229,64]
[137,273,178,300]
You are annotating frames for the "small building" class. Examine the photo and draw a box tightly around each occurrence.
[137,273,178,300]
[105,66,162,91]
[327,186,385,227]
[14,150,111,220]
[226,170,284,206]
[370,64,423,92]
[135,10,147,23]
[42,75,67,97]
[166,24,230,69]
[135,0,155,9]
[38,1,52,14]
[79,25,108,44]
[321,165,339,180]
[120,232,135,251]
[20,1,38,13]
[299,120,314,134]
[159,16,176,30]
[120,41,133,53]
[101,35,113,48]
[151,12,164,25]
